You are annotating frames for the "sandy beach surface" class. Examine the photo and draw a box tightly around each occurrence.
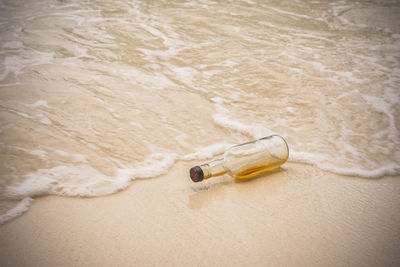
[1,2,400,265]
[1,162,399,267]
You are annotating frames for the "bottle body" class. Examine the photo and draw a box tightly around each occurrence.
[190,135,289,182]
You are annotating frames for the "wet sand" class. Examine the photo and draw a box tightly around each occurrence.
[1,162,399,266]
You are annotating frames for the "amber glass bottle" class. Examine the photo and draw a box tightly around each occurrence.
[190,135,289,182]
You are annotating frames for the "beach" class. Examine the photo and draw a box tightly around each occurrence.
[1,162,399,266]
[1,0,400,265]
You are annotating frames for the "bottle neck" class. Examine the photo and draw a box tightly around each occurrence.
[200,158,227,179]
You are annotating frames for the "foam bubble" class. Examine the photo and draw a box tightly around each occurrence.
[25,100,49,108]
[211,97,230,104]
[182,143,232,160]
[138,23,184,59]
[213,113,274,139]
[289,151,400,178]
[0,51,54,81]
[119,152,178,180]
[267,6,314,20]
[0,198,33,225]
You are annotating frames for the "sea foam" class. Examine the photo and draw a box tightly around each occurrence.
[289,151,400,178]
[0,198,33,225]
[212,109,400,179]
[0,145,236,224]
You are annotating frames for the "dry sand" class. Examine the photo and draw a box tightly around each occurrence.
[1,162,399,266]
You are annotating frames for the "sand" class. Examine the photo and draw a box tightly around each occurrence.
[0,162,399,266]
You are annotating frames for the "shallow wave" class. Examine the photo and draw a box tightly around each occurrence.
[212,111,400,178]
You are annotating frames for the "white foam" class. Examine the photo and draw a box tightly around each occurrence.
[3,152,178,201]
[292,32,335,43]
[220,60,238,67]
[174,132,190,147]
[242,0,255,5]
[0,51,54,81]
[168,66,203,91]
[138,23,184,59]
[0,198,33,225]
[212,112,400,179]
[121,152,178,179]
[213,113,274,139]
[311,61,365,84]
[210,97,230,104]
[25,100,49,108]
[30,150,48,160]
[182,143,232,160]
[117,66,176,91]
[363,94,398,137]
[54,150,87,163]
[289,150,400,178]
[267,6,314,20]
[5,170,64,199]
[38,114,52,125]
[2,40,23,49]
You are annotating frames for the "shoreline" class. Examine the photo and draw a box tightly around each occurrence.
[1,162,399,266]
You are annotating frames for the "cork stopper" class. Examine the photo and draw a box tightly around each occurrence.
[190,166,204,182]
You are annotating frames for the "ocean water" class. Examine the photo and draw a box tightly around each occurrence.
[0,0,399,223]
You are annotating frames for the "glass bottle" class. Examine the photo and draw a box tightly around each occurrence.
[190,135,289,182]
